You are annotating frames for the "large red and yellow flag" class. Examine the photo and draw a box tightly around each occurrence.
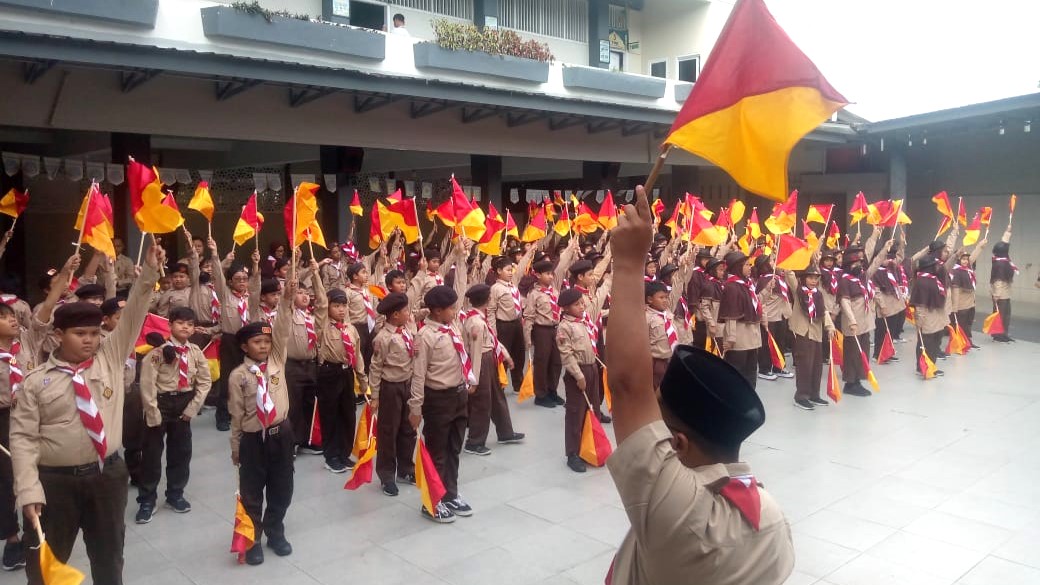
[38,535,85,584]
[0,188,28,218]
[806,203,831,225]
[775,234,811,270]
[415,440,447,516]
[232,192,264,246]
[349,190,363,217]
[188,181,215,222]
[230,493,255,564]
[962,213,981,246]
[203,337,221,382]
[662,0,847,202]
[957,198,968,227]
[127,159,183,234]
[283,182,321,248]
[579,410,613,467]
[368,200,383,249]
[982,310,1005,335]
[344,435,377,490]
[477,202,507,256]
[764,190,798,235]
[849,191,869,225]
[598,191,618,231]
[384,191,421,244]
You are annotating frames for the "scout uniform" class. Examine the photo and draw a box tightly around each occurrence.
[607,347,794,585]
[12,265,158,585]
[488,256,529,393]
[910,256,949,376]
[695,259,725,350]
[523,260,563,406]
[345,263,378,371]
[150,264,191,317]
[950,245,984,347]
[871,249,907,359]
[686,251,715,349]
[718,252,763,389]
[786,267,835,409]
[409,286,476,523]
[285,270,322,454]
[315,285,369,473]
[645,280,679,390]
[320,257,348,291]
[210,254,259,430]
[837,241,885,396]
[0,294,33,332]
[556,287,601,473]
[101,298,147,489]
[990,228,1015,342]
[113,253,136,293]
[370,293,417,494]
[254,278,281,325]
[753,258,793,380]
[136,327,211,520]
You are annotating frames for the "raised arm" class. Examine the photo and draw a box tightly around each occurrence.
[968,236,989,263]
[36,254,81,325]
[247,249,261,319]
[513,244,537,286]
[103,245,162,368]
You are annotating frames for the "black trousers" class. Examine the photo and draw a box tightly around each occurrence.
[466,351,516,447]
[495,319,526,392]
[123,381,145,487]
[239,422,294,542]
[0,409,18,539]
[692,320,709,351]
[872,315,900,358]
[375,381,416,485]
[725,349,758,390]
[758,321,789,374]
[916,330,943,372]
[563,364,599,456]
[286,359,318,447]
[217,332,245,427]
[25,457,127,585]
[891,308,907,339]
[793,334,823,401]
[994,298,1012,337]
[317,363,358,464]
[422,387,467,501]
[353,322,375,373]
[843,332,871,383]
[137,392,194,505]
[531,324,562,399]
[956,307,976,344]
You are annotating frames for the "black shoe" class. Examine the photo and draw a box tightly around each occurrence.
[464,444,491,456]
[135,503,156,524]
[355,395,366,406]
[298,445,324,455]
[343,457,356,470]
[970,343,981,349]
[597,412,612,424]
[935,369,945,377]
[794,399,815,411]
[165,497,191,513]
[567,455,587,473]
[498,432,525,444]
[534,396,557,409]
[809,398,829,406]
[266,536,292,557]
[245,543,264,565]
[888,356,900,363]
[421,502,456,523]
[844,382,872,397]
[397,473,417,485]
[216,420,231,432]
[2,540,25,571]
[382,483,399,497]
[324,459,348,474]
[550,393,566,406]
[444,496,474,517]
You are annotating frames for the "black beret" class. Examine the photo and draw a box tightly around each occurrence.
[100,297,126,317]
[645,280,669,297]
[492,256,513,271]
[236,322,272,345]
[346,262,366,280]
[532,260,553,274]
[918,256,938,270]
[928,240,946,254]
[533,251,549,264]
[660,346,765,452]
[327,288,348,304]
[260,278,281,296]
[724,251,747,268]
[568,260,594,276]
[465,284,491,306]
[424,285,458,310]
[225,262,248,281]
[659,263,679,279]
[74,284,106,300]
[506,247,522,257]
[145,332,166,348]
[584,251,604,263]
[707,258,725,272]
[53,302,103,330]
[820,248,838,259]
[798,263,822,277]
[558,287,583,307]
[172,263,190,275]
[377,292,409,316]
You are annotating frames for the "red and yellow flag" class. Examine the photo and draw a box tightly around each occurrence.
[826,358,841,402]
[601,367,613,413]
[344,434,377,490]
[352,403,374,460]
[962,213,981,246]
[983,310,1005,335]
[384,191,421,244]
[766,330,786,370]
[957,198,968,227]
[918,350,938,380]
[477,202,507,256]
[349,190,363,216]
[775,234,811,270]
[75,185,117,259]
[37,535,85,584]
[979,206,993,226]
[415,440,447,516]
[746,207,762,239]
[203,337,221,382]
[764,190,798,234]
[449,177,485,238]
[1010,194,1017,215]
[232,192,264,246]
[128,159,183,234]
[283,182,321,249]
[598,191,618,231]
[727,199,747,225]
[849,191,870,225]
[230,493,255,564]
[859,347,879,392]
[806,203,831,225]
[368,200,383,250]
[932,191,955,235]
[572,203,600,235]
[945,325,968,356]
[830,330,844,370]
[0,188,29,218]
[517,361,535,403]
[877,329,896,364]
[188,181,215,222]
[579,410,613,467]
[520,207,547,243]
[662,0,847,201]
[825,221,841,249]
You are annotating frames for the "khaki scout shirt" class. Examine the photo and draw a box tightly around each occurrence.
[370,323,414,400]
[757,275,792,323]
[345,284,375,330]
[228,301,292,459]
[152,287,191,317]
[210,258,253,334]
[784,273,834,342]
[607,422,794,585]
[522,285,559,342]
[139,341,212,427]
[488,279,523,331]
[113,254,136,290]
[645,308,675,360]
[557,314,595,382]
[11,265,158,508]
[321,261,348,291]
[408,318,467,417]
[462,310,509,384]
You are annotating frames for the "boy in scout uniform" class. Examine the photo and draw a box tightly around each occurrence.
[488,256,529,394]
[408,285,475,523]
[370,292,417,496]
[645,280,678,390]
[718,251,763,388]
[461,284,522,457]
[605,185,793,585]
[556,287,600,473]
[254,278,282,324]
[753,256,793,381]
[523,260,564,408]
[837,236,888,396]
[314,280,369,474]
[12,244,162,585]
[285,261,322,456]
[344,263,377,371]
[135,306,211,523]
[786,264,835,410]
[150,263,192,317]
[228,283,296,566]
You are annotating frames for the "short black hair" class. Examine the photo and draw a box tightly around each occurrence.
[393,13,405,22]
[0,304,14,318]
[169,306,197,324]
[385,269,406,287]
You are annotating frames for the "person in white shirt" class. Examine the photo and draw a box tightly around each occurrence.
[390,13,410,36]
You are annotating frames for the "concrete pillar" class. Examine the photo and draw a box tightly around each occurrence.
[471,154,503,211]
[588,0,610,69]
[110,132,150,262]
[888,149,907,199]
[320,145,364,245]
[474,0,499,29]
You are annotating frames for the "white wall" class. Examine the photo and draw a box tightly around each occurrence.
[637,0,731,78]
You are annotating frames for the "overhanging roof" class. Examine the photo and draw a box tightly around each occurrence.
[860,92,1040,136]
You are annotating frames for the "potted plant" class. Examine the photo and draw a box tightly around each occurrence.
[413,20,553,84]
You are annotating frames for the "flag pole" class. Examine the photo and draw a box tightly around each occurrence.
[150,232,165,276]
[642,145,673,194]
[75,182,95,255]
[135,233,147,267]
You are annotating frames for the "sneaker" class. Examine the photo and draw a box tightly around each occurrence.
[324,459,348,474]
[397,473,417,485]
[382,483,399,497]
[533,396,557,408]
[550,393,566,406]
[216,420,231,432]
[809,397,829,406]
[775,369,794,379]
[421,502,456,523]
[245,543,264,565]
[298,445,324,455]
[444,496,473,517]
[894,337,907,344]
[567,455,587,473]
[937,353,948,361]
[266,536,292,557]
[498,432,525,444]
[2,540,25,571]
[794,399,815,411]
[935,370,945,377]
[343,457,356,470]
[970,343,981,349]
[464,444,491,456]
[135,503,156,524]
[844,382,872,397]
[758,372,778,381]
[597,411,612,424]
[889,356,900,362]
[993,336,1011,343]
[165,497,191,513]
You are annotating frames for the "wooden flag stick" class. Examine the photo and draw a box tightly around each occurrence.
[207,221,212,242]
[32,514,44,546]
[135,232,147,267]
[642,145,673,195]
[75,183,95,254]
[0,442,9,457]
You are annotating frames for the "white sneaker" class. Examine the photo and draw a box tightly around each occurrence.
[758,372,778,381]
[775,369,794,379]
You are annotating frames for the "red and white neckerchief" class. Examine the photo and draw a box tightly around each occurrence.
[168,342,190,389]
[726,275,762,318]
[248,362,277,429]
[993,256,1020,274]
[397,327,414,356]
[822,267,841,295]
[54,359,107,464]
[643,275,655,282]
[679,295,694,330]
[952,264,976,289]
[580,312,600,356]
[428,271,444,286]
[762,273,790,303]
[207,284,220,322]
[233,292,249,327]
[719,474,763,531]
[842,273,875,310]
[261,305,277,325]
[502,280,522,317]
[649,308,679,351]
[880,268,901,296]
[334,322,357,368]
[919,272,946,297]
[0,294,18,306]
[0,341,22,396]
[298,309,317,351]
[438,325,477,386]
[898,265,909,293]
[352,285,377,332]
[801,286,818,321]
[539,286,560,322]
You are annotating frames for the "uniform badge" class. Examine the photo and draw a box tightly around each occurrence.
[42,377,50,387]
[103,387,113,399]
[8,358,15,367]
[270,375,280,386]
[152,354,162,365]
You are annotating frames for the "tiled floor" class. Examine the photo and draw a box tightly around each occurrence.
[8,335,1040,585]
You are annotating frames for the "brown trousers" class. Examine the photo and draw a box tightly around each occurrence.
[0,409,17,539]
[652,358,669,390]
[563,364,600,456]
[725,349,758,390]
[467,351,516,447]
[793,333,823,401]
[25,456,128,585]
[422,387,468,501]
[531,324,562,398]
[495,319,526,392]
[375,380,417,484]
[843,333,871,383]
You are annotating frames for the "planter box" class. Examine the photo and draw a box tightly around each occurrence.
[562,66,667,99]
[200,6,385,61]
[0,0,158,27]
[675,82,694,103]
[413,43,550,84]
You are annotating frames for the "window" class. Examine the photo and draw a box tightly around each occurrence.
[384,0,473,20]
[609,50,624,72]
[649,60,666,78]
[677,55,700,83]
[499,0,588,43]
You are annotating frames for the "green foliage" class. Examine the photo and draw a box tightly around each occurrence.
[230,1,310,22]
[430,19,555,63]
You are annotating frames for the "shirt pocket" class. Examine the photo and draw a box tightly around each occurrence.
[38,385,77,426]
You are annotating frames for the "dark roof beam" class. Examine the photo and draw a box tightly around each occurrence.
[22,59,56,84]
[120,68,161,93]
[587,120,622,134]
[410,99,454,119]
[289,86,336,108]
[215,78,261,101]
[548,116,585,131]
[461,106,499,124]
[621,122,655,137]
[353,92,398,113]
[506,112,548,128]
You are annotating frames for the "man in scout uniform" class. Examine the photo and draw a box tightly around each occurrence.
[371,292,417,496]
[228,284,296,566]
[605,185,794,585]
[408,285,475,523]
[320,244,348,291]
[285,261,322,456]
[12,243,162,585]
[786,264,835,410]
[523,260,564,408]
[135,306,211,523]
[556,287,601,473]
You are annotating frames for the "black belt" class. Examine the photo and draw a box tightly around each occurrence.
[158,391,194,398]
[318,361,351,369]
[40,453,121,476]
[497,318,519,324]
[287,358,317,365]
[248,420,288,438]
[533,323,558,329]
[427,384,466,394]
